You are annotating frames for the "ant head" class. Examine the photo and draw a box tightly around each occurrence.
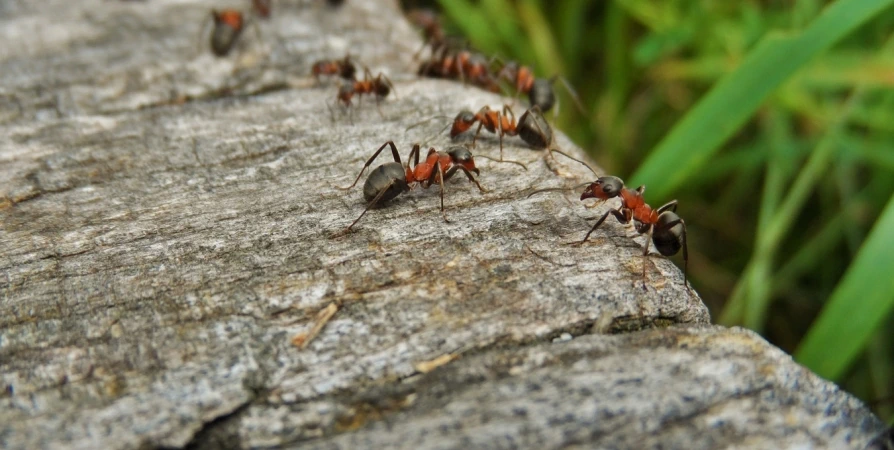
[580,176,624,201]
[447,146,479,175]
[518,106,552,149]
[529,78,556,112]
[214,9,244,29]
[450,110,476,136]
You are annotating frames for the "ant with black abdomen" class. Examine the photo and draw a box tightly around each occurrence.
[330,68,395,121]
[333,141,486,234]
[528,154,690,290]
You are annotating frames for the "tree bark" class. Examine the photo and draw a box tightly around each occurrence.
[0,0,888,449]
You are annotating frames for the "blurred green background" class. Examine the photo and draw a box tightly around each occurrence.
[402,0,894,422]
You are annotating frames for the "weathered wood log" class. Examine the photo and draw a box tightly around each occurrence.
[0,0,889,449]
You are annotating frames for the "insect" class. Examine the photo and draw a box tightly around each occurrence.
[418,49,501,93]
[407,8,446,56]
[335,68,395,116]
[495,62,583,114]
[530,157,690,289]
[208,9,246,57]
[335,141,486,233]
[251,0,271,19]
[312,55,357,82]
[450,104,529,162]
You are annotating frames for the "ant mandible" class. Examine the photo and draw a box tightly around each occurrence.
[335,141,486,234]
[530,156,690,289]
[312,55,357,83]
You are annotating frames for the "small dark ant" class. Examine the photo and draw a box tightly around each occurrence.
[496,61,583,114]
[312,55,357,82]
[208,9,246,57]
[251,0,271,19]
[335,68,395,114]
[529,156,690,289]
[335,141,486,233]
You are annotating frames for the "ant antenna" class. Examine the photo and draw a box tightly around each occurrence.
[550,75,586,117]
[526,182,592,198]
[405,114,454,146]
[474,153,528,171]
[549,149,599,177]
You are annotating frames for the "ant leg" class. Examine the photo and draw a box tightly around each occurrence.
[577,208,625,245]
[427,161,450,222]
[657,216,690,291]
[339,179,398,234]
[197,13,213,55]
[374,97,385,118]
[454,166,487,193]
[472,121,485,149]
[407,143,422,172]
[338,141,401,190]
[642,225,654,288]
[380,73,396,98]
[656,200,678,214]
[553,75,586,116]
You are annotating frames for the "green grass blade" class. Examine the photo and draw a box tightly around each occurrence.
[436,0,501,54]
[795,194,894,380]
[629,0,894,201]
[516,0,565,75]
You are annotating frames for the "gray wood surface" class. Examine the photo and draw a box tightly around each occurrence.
[0,1,888,449]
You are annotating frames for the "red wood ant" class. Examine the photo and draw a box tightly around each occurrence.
[208,9,246,57]
[418,49,501,93]
[496,62,583,114]
[312,55,357,82]
[529,156,690,289]
[335,68,395,113]
[450,104,532,162]
[251,0,271,19]
[335,141,486,233]
[407,9,445,55]
[446,105,583,174]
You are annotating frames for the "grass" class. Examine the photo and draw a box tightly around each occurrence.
[424,0,894,421]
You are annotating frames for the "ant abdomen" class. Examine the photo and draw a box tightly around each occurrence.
[653,212,684,256]
[529,79,556,112]
[518,107,552,149]
[363,163,409,203]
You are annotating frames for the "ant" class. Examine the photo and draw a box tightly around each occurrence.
[203,9,262,57]
[207,9,246,57]
[251,0,271,19]
[529,155,689,289]
[335,141,486,233]
[312,55,357,83]
[418,49,501,93]
[496,61,583,114]
[335,68,395,113]
[449,104,532,162]
[407,9,445,56]
[445,105,583,174]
